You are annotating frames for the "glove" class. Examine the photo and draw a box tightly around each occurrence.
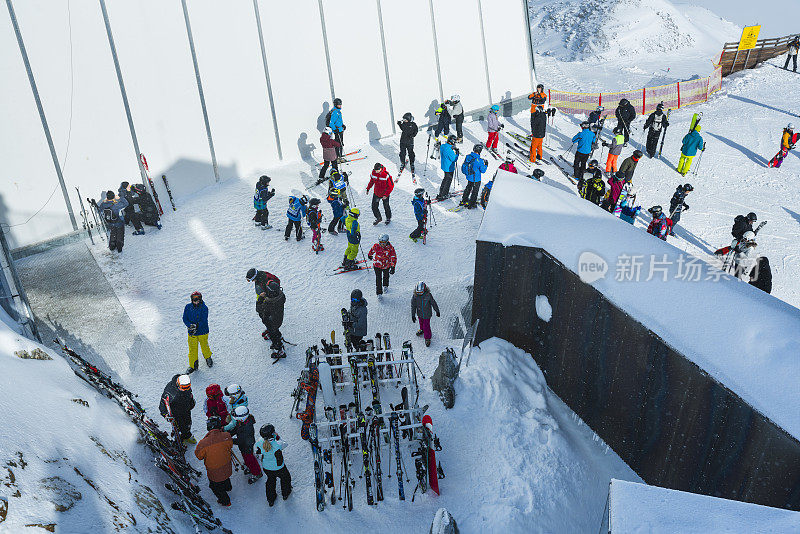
[342,125,347,131]
[436,312,441,317]
[188,324,198,335]
[368,255,373,260]
[642,126,647,131]
[397,121,402,127]
[684,204,689,211]
[389,266,395,275]
[601,141,608,147]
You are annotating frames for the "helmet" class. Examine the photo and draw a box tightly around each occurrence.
[596,105,604,112]
[333,97,342,107]
[351,289,362,302]
[695,124,701,132]
[232,405,250,422]
[532,168,545,179]
[742,231,756,243]
[588,159,598,169]
[106,191,115,200]
[683,183,694,191]
[615,171,626,180]
[450,94,460,102]
[656,102,664,111]
[205,383,222,398]
[536,83,544,90]
[580,121,590,129]
[225,384,242,397]
[379,234,389,244]
[207,416,223,431]
[414,187,425,197]
[191,291,202,302]
[490,104,500,112]
[265,280,280,298]
[447,135,458,145]
[633,150,643,159]
[349,207,360,218]
[619,98,629,106]
[473,143,484,154]
[373,162,384,172]
[414,281,427,294]
[403,112,413,121]
[788,123,795,130]
[299,195,308,205]
[260,424,275,440]
[747,212,757,222]
[505,154,514,163]
[258,175,271,184]
[613,126,623,135]
[177,375,191,391]
[323,126,333,135]
[246,268,257,281]
[648,205,663,216]
[309,197,321,206]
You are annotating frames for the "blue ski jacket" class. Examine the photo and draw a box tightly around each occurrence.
[680,130,704,157]
[255,437,286,472]
[440,143,458,172]
[328,196,344,222]
[572,129,595,155]
[461,152,488,183]
[287,197,307,222]
[97,196,129,227]
[329,108,344,133]
[412,197,426,222]
[253,185,274,210]
[182,302,209,336]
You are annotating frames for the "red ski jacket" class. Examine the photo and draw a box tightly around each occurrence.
[368,242,397,270]
[366,168,394,198]
[499,162,518,173]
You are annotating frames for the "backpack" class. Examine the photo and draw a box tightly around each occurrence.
[461,154,475,176]
[103,207,118,223]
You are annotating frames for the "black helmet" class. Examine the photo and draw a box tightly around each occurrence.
[309,197,321,206]
[373,162,383,172]
[747,212,757,222]
[402,112,413,121]
[350,289,362,301]
[447,135,458,145]
[260,424,275,440]
[588,159,598,168]
[619,98,629,106]
[615,171,626,180]
[333,97,342,107]
[536,83,544,90]
[580,121,590,129]
[259,175,271,184]
[246,268,257,281]
[683,183,693,191]
[207,416,222,431]
[473,143,484,154]
[106,191,115,200]
[532,168,545,179]
[265,280,280,298]
[633,150,643,159]
[414,187,425,197]
[656,102,664,111]
[613,126,623,134]
[648,205,663,216]
[299,195,308,205]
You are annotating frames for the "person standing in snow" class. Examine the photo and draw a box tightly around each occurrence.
[602,171,625,213]
[328,98,345,159]
[615,98,636,145]
[436,136,459,201]
[446,95,465,143]
[768,123,797,168]
[224,405,262,484]
[224,384,249,412]
[342,207,362,270]
[257,280,287,359]
[677,125,704,176]
[619,150,642,181]
[204,384,229,421]
[668,183,693,230]
[732,212,758,241]
[95,191,129,253]
[318,127,341,182]
[784,36,799,72]
[366,163,394,225]
[326,170,349,235]
[410,188,427,243]
[284,195,308,241]
[255,424,292,507]
[530,105,547,164]
[118,182,145,236]
[183,291,212,374]
[578,160,601,199]
[643,103,669,158]
[246,268,281,296]
[498,155,518,174]
[159,374,196,444]
[601,126,626,173]
[486,104,503,153]
[307,198,324,252]
[613,175,635,218]
[749,256,772,294]
[646,206,670,241]
[349,289,368,348]
[433,100,452,143]
[571,122,595,180]
[368,234,396,297]
[587,105,604,126]
[253,175,275,229]
[398,112,419,176]
[460,144,489,209]
[411,281,440,347]
[195,416,234,507]
[528,83,547,115]
[582,162,606,206]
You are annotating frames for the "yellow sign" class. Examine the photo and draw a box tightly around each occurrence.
[738,25,761,51]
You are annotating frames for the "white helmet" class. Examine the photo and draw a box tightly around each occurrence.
[450,94,460,102]
[233,405,249,421]
[225,383,242,397]
[788,123,795,130]
[742,231,756,244]
[323,126,332,135]
[379,234,389,243]
[415,281,427,294]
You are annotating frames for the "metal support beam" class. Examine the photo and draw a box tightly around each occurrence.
[428,0,444,102]
[476,0,493,105]
[252,0,283,159]
[317,0,336,101]
[6,0,78,231]
[522,0,536,90]
[375,0,396,134]
[0,224,40,342]
[180,0,219,182]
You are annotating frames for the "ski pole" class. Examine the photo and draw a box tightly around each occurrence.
[422,133,432,179]
[560,142,576,159]
[691,149,705,176]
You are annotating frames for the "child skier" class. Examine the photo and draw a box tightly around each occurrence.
[410,188,427,243]
[204,384,229,422]
[411,281,440,347]
[253,175,275,229]
[224,405,262,484]
[668,183,693,230]
[499,154,518,174]
[255,424,292,507]
[646,206,671,240]
[368,234,397,297]
[614,175,635,218]
[284,195,307,241]
[327,188,345,236]
[306,198,324,252]
[601,127,626,173]
[318,127,341,181]
[602,171,625,213]
[225,384,249,412]
[768,123,797,168]
[326,170,349,234]
[349,289,368,348]
[678,125,704,176]
[366,163,394,225]
[578,160,602,201]
[342,207,361,271]
[486,104,503,152]
[256,281,287,360]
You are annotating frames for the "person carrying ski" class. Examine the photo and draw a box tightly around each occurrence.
[749,256,772,294]
[204,384,229,421]
[732,212,758,241]
[410,188,427,243]
[195,416,234,507]
[768,123,797,168]
[446,95,464,143]
[95,191,129,253]
[224,405,262,484]
[306,198,324,252]
[678,125,704,176]
[326,171,349,234]
[530,105,547,164]
[583,163,606,206]
[284,195,308,241]
[602,171,626,213]
[619,150,642,181]
[460,144,489,209]
[571,122,595,180]
[159,374,195,444]
[528,83,547,113]
[253,175,275,229]
[643,103,669,158]
[588,105,604,125]
[368,234,396,297]
[255,424,292,507]
[615,98,636,144]
[668,183,693,230]
[183,291,212,373]
[318,127,341,181]
[398,112,418,176]
[436,136,459,201]
[366,163,394,225]
[785,36,799,72]
[646,206,670,240]
[732,231,759,278]
[257,280,286,359]
[246,268,281,296]
[601,126,625,173]
[411,281,440,347]
[486,104,503,152]
[342,207,361,270]
[329,98,345,158]
[118,182,145,236]
[433,100,452,142]
[349,289,368,348]
[225,384,249,412]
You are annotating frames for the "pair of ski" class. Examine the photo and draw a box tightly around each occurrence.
[327,259,371,276]
[550,155,578,185]
[428,190,464,204]
[717,220,767,272]
[140,153,176,212]
[398,160,417,184]
[316,149,363,165]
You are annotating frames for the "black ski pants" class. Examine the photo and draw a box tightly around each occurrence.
[400,142,415,168]
[410,218,426,239]
[265,466,292,505]
[434,113,451,138]
[209,478,232,506]
[374,267,390,295]
[371,195,391,221]
[108,225,125,252]
[461,181,480,207]
[334,131,344,158]
[125,207,144,231]
[645,129,661,157]
[453,113,464,139]
[617,121,631,143]
[254,208,269,226]
[174,413,192,441]
[573,152,590,179]
[785,54,798,71]
[284,220,303,240]
[437,171,454,199]
[318,159,338,180]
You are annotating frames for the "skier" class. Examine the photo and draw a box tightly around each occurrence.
[732,212,758,241]
[767,124,797,168]
[95,191,129,253]
[587,105,604,125]
[571,122,595,180]
[253,175,275,229]
[224,405,262,484]
[678,125,704,176]
[601,126,626,174]
[436,135,459,201]
[397,112,419,176]
[284,195,308,241]
[646,206,671,240]
[528,83,547,112]
[530,105,547,164]
[183,291,212,373]
[318,127,341,181]
[668,183,693,230]
[613,175,635,218]
[411,281,440,347]
[368,234,396,297]
[257,280,287,359]
[410,188,427,243]
[583,162,606,206]
[246,268,281,296]
[195,416,234,507]
[326,171,348,234]
[204,384,229,421]
[349,289,368,348]
[159,374,195,444]
[785,36,799,72]
[118,182,145,235]
[225,384,249,412]
[499,154,518,174]
[732,231,758,278]
[530,168,545,182]
[307,198,324,252]
[615,98,636,144]
[486,104,503,152]
[749,256,772,294]
[460,144,489,209]
[366,163,394,225]
[578,160,601,199]
[643,103,669,158]
[342,207,361,270]
[446,95,464,143]
[602,171,626,213]
[329,98,345,158]
[433,100,452,142]
[619,150,643,181]
[255,424,292,507]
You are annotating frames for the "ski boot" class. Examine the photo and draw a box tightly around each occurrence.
[425,339,431,347]
[248,474,263,485]
[186,360,199,374]
[373,217,382,226]
[416,329,424,337]
[271,348,287,360]
[205,357,213,368]
[132,229,145,236]
[182,435,197,445]
[261,224,272,230]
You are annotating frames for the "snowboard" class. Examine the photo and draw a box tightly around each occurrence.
[422,414,440,495]
[297,361,319,441]
[318,360,335,407]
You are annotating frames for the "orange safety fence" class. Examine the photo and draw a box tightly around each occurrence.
[548,64,723,117]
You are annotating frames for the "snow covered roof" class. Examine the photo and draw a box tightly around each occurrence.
[478,171,800,440]
[609,479,800,533]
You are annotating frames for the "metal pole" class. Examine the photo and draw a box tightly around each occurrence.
[6,0,78,231]
[98,0,148,187]
[317,0,336,101]
[0,224,41,342]
[476,0,493,105]
[427,0,444,102]
[252,0,283,159]
[180,0,219,182]
[375,0,396,134]
[522,0,536,90]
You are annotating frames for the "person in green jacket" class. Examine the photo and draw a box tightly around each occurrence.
[678,125,705,176]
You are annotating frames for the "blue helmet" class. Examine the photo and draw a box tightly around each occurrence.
[491,104,500,112]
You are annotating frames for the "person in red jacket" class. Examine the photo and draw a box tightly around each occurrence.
[367,234,397,297]
[366,163,395,225]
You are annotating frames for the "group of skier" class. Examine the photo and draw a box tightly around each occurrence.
[92,181,162,253]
